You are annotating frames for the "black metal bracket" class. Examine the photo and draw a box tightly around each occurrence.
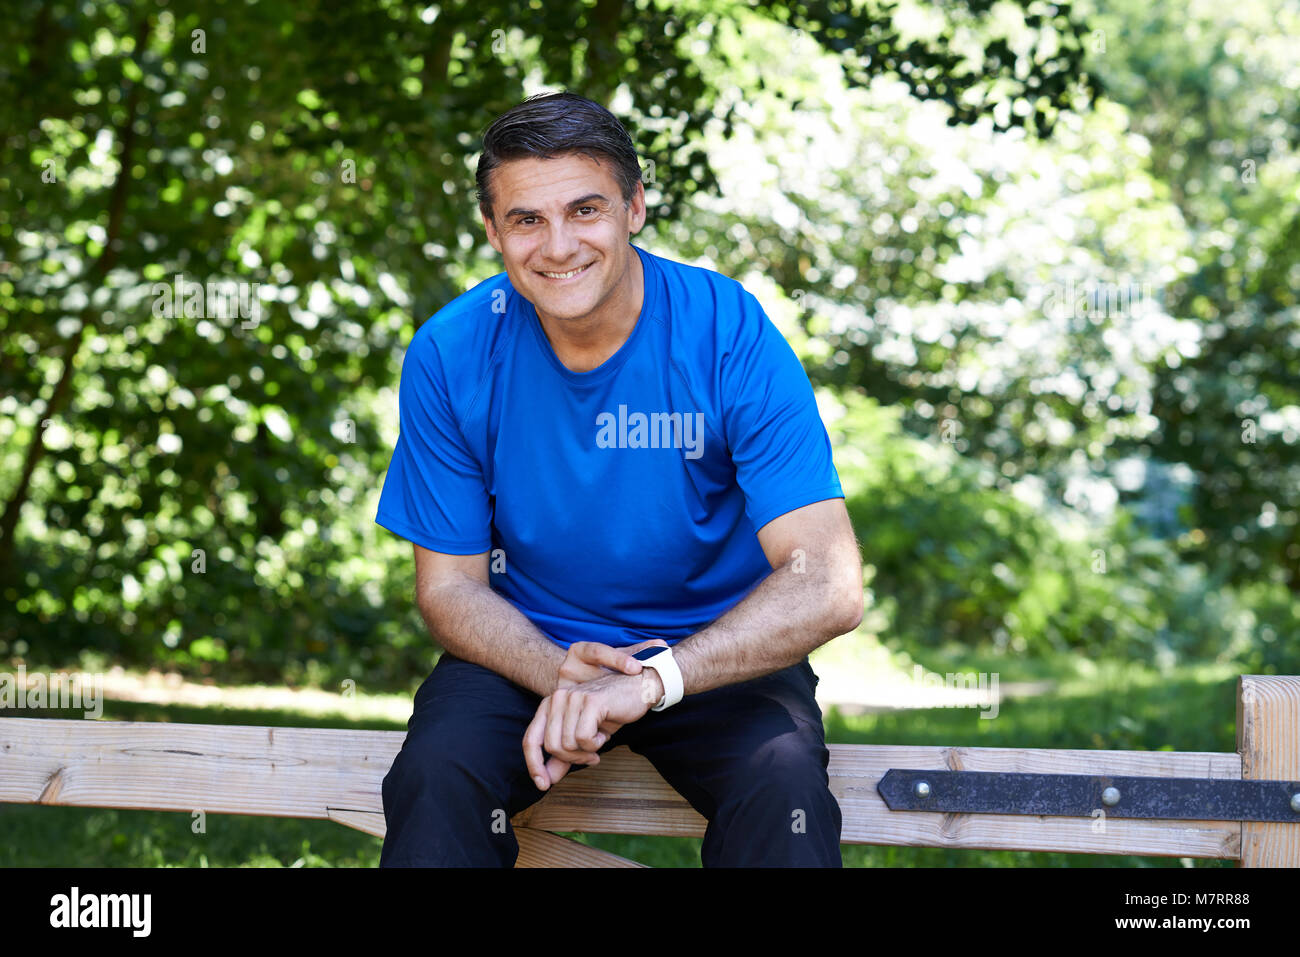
[877,769,1300,822]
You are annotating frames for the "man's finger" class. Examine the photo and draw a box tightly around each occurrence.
[613,639,671,674]
[542,688,567,762]
[525,698,580,790]
[576,640,646,676]
[523,700,553,790]
[561,687,586,753]
[576,701,606,752]
[544,753,572,788]
[562,691,602,766]
[545,689,592,765]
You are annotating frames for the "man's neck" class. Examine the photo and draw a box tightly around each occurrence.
[535,247,645,374]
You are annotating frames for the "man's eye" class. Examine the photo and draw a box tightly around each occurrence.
[577,207,596,216]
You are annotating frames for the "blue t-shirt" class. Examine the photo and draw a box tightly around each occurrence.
[375,243,843,649]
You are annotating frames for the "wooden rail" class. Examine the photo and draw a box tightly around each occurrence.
[2,674,1295,866]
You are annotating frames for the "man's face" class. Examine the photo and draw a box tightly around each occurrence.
[482,153,646,325]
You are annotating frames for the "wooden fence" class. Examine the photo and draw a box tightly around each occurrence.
[2,674,1295,866]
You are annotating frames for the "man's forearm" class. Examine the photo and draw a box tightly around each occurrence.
[668,556,862,699]
[418,577,566,698]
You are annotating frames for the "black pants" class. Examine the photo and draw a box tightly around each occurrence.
[379,651,842,867]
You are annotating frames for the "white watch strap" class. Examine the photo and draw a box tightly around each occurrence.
[643,647,684,711]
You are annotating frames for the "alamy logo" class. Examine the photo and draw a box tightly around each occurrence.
[1041,277,1156,321]
[50,887,151,937]
[595,405,704,459]
[151,273,261,327]
[0,667,102,718]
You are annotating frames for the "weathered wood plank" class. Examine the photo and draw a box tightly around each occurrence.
[0,717,1243,858]
[0,718,398,820]
[512,745,706,837]
[1237,675,1300,867]
[326,807,387,839]
[520,742,1242,859]
[514,828,647,867]
[322,808,648,867]
[833,744,1242,859]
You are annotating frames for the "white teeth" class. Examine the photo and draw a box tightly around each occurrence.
[541,264,588,279]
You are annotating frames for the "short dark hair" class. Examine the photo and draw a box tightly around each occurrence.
[475,91,643,223]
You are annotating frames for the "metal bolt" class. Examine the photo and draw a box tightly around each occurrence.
[1291,793,1300,813]
[914,780,931,798]
[1101,786,1121,806]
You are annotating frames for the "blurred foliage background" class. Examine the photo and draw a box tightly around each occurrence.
[4,0,1296,686]
[1,0,1299,868]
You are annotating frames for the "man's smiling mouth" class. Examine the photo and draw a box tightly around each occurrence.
[537,262,593,281]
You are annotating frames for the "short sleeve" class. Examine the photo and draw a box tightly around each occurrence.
[374,327,492,554]
[721,294,844,533]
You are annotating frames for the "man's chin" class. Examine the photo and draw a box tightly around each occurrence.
[527,285,600,318]
[536,301,597,323]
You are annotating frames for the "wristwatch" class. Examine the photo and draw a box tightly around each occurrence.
[632,645,684,711]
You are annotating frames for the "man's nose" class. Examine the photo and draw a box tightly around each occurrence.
[541,220,581,264]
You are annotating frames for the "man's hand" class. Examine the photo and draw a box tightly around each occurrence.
[554,638,668,693]
[524,668,664,792]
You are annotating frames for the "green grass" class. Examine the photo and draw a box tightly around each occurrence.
[0,654,1247,867]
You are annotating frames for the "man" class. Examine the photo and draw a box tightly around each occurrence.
[375,91,862,867]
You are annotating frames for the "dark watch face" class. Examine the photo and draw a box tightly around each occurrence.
[632,646,666,661]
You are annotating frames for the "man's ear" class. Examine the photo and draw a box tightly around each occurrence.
[627,180,647,237]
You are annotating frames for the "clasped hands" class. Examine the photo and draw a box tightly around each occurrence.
[524,639,668,792]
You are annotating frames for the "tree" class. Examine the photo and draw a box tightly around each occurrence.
[0,0,1097,677]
